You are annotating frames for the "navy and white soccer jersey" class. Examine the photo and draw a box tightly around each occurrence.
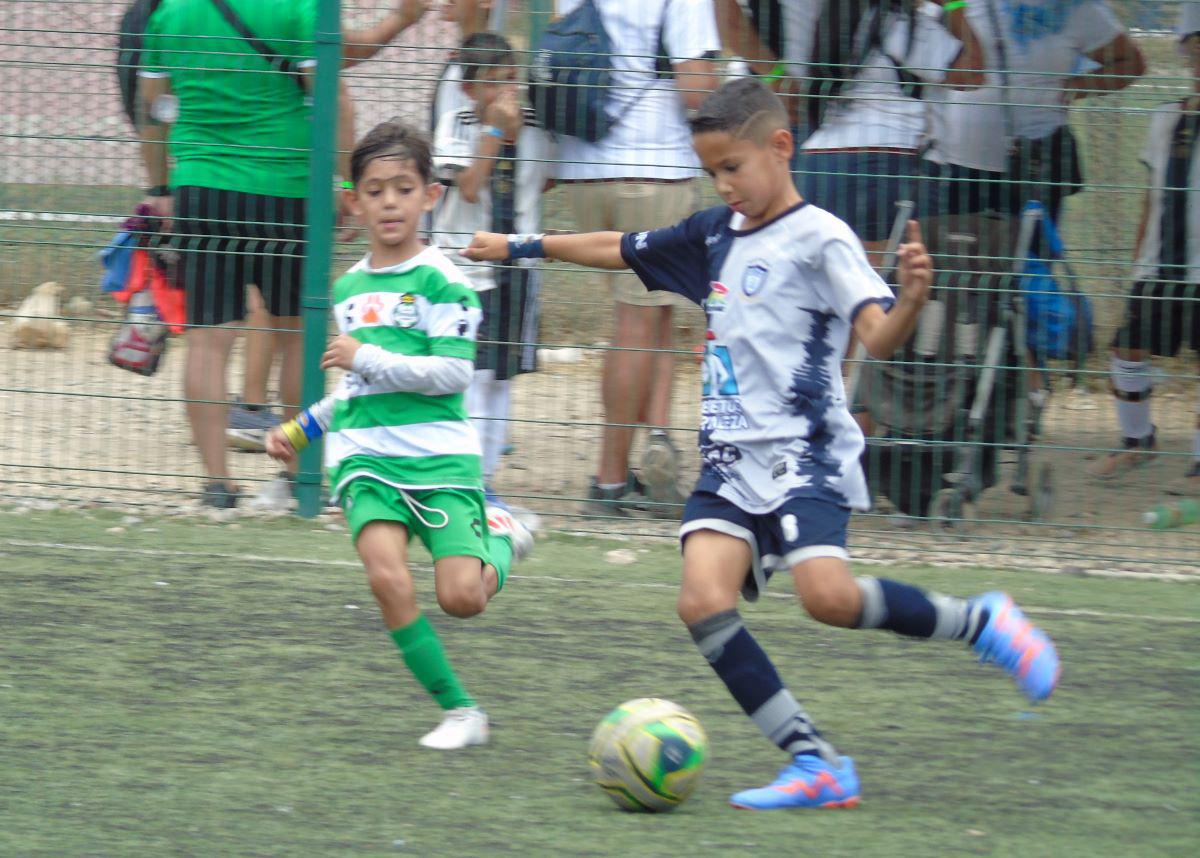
[620,202,895,513]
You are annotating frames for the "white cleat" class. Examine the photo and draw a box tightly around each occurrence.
[485,505,534,562]
[418,707,489,750]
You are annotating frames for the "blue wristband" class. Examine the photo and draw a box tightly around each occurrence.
[297,408,325,442]
[507,233,546,260]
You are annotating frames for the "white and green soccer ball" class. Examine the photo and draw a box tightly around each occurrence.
[588,697,708,812]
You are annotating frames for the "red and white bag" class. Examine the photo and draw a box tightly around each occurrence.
[108,288,167,376]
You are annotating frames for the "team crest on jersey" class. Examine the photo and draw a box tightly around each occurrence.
[392,293,419,328]
[742,261,769,297]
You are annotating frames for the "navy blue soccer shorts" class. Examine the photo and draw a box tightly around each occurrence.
[679,490,851,602]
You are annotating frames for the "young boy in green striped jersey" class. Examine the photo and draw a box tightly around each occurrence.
[266,120,532,750]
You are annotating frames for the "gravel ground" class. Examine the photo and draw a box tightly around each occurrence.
[1,318,1196,577]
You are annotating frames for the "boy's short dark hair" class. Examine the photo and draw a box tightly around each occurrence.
[689,78,789,142]
[459,31,515,84]
[350,120,434,185]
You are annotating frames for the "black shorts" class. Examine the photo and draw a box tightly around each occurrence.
[476,266,539,380]
[1111,280,1200,357]
[678,490,851,602]
[173,186,307,326]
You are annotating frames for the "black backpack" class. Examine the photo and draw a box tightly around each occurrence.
[528,0,669,142]
[806,0,922,128]
[116,0,163,127]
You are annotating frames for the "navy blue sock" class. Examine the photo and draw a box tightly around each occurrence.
[855,576,986,641]
[688,609,837,761]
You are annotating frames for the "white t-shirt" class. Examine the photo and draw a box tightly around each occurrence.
[925,0,1124,172]
[790,1,962,151]
[553,0,721,180]
[431,106,556,291]
[431,62,470,135]
[1132,100,1200,285]
[620,202,895,512]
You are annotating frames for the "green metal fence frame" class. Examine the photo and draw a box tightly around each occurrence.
[297,0,341,518]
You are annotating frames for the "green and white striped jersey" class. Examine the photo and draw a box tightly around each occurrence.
[312,247,484,501]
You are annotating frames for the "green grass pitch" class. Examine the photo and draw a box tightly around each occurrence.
[1,509,1197,856]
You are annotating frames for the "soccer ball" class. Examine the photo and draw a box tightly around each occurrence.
[588,698,708,812]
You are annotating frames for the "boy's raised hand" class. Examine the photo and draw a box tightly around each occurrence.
[486,87,524,140]
[896,219,933,306]
[461,232,511,262]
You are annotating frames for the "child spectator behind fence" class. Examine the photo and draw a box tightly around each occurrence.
[431,32,556,508]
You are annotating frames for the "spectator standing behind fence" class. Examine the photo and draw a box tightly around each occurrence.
[136,0,426,507]
[788,1,982,267]
[1093,3,1199,493]
[554,0,721,518]
[228,1,433,457]
[920,0,1144,227]
[431,32,556,508]
[715,2,980,266]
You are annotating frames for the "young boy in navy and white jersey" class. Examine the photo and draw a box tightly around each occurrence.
[1094,3,1199,492]
[432,31,555,505]
[463,78,1061,809]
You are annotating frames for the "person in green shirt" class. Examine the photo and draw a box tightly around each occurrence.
[135,0,429,507]
[266,120,533,750]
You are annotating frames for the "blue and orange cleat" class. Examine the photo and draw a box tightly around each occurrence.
[729,754,860,810]
[971,592,1060,702]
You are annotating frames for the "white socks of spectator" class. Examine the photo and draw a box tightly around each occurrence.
[1110,356,1153,441]
[466,369,511,482]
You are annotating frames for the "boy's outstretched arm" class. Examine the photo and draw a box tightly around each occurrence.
[266,393,336,464]
[853,220,933,360]
[461,231,628,270]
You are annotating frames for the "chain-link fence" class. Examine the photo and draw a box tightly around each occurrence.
[1,0,1196,574]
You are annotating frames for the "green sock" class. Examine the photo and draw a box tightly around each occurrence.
[389,615,475,711]
[487,532,513,592]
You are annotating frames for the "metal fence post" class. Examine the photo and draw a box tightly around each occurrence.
[296,0,341,518]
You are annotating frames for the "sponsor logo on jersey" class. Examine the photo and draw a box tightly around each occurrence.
[743,261,769,297]
[634,231,650,251]
[361,294,385,324]
[702,343,739,397]
[704,281,729,314]
[700,397,748,430]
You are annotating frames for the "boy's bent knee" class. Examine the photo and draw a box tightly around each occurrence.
[677,585,738,626]
[793,561,861,628]
[437,588,487,618]
[800,582,861,627]
[433,555,488,618]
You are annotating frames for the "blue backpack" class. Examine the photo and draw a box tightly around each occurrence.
[1020,204,1094,364]
[528,0,668,142]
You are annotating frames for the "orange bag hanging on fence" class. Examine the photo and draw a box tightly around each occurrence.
[108,248,185,376]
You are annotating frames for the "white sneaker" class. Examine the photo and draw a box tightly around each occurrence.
[418,707,489,750]
[247,472,295,513]
[486,505,534,561]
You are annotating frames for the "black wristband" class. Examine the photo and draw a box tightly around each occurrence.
[146,185,171,197]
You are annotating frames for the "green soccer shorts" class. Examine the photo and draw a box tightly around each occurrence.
[342,479,492,562]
